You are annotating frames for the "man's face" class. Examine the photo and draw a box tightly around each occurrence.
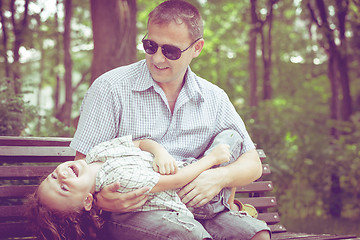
[38,160,94,212]
[145,20,203,88]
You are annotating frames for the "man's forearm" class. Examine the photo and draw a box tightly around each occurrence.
[212,149,262,188]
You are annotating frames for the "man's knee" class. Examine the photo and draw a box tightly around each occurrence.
[251,230,271,240]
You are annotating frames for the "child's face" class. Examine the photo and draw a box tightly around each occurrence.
[38,160,95,212]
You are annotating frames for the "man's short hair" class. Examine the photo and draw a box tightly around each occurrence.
[148,0,203,40]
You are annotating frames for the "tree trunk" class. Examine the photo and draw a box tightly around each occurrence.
[249,0,258,109]
[90,0,137,83]
[336,0,352,121]
[53,0,62,113]
[261,1,275,101]
[0,0,10,80]
[9,0,30,94]
[309,0,354,218]
[57,0,73,128]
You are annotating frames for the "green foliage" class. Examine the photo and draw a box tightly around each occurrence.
[242,96,360,219]
[0,78,36,136]
[27,110,76,137]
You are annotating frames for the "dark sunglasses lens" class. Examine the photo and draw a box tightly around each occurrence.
[162,45,181,60]
[143,39,158,54]
[142,39,182,60]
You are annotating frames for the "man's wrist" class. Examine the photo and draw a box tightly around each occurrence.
[211,167,230,189]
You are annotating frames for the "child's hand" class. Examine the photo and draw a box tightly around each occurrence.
[153,152,178,175]
[209,144,231,165]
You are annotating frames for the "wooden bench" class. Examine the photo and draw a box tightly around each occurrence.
[0,136,358,240]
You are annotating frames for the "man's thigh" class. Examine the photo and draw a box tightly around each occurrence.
[99,211,211,240]
[198,211,271,240]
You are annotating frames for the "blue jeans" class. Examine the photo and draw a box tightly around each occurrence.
[99,210,212,239]
[100,209,269,240]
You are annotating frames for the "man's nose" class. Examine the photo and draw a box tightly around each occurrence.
[152,47,166,63]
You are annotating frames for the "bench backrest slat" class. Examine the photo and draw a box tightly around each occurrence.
[0,146,75,156]
[237,196,277,209]
[0,185,38,198]
[0,136,72,146]
[0,205,28,219]
[237,181,273,193]
[0,166,56,178]
[0,222,35,239]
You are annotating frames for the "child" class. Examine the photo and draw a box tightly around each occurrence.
[27,135,231,240]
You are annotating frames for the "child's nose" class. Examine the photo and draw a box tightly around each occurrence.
[57,168,67,179]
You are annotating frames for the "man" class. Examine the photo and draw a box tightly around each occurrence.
[71,0,270,239]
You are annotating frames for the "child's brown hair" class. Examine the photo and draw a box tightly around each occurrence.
[26,189,103,240]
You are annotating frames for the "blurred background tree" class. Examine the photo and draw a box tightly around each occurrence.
[0,0,359,234]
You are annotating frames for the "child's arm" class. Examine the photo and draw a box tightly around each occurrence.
[150,144,231,193]
[133,139,178,175]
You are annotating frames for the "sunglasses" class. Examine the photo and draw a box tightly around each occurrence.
[142,33,202,60]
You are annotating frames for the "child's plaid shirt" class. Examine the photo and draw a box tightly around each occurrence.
[86,135,193,217]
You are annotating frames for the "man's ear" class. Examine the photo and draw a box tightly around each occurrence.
[193,39,204,58]
[83,193,94,211]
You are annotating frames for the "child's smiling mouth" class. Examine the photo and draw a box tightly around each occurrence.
[69,164,79,177]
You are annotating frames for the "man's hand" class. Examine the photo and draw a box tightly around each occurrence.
[95,182,150,212]
[178,168,223,208]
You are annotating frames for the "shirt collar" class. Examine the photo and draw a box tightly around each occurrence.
[131,60,156,92]
[132,60,204,103]
[183,67,204,103]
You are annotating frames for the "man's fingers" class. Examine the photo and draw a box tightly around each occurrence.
[191,198,209,208]
[186,194,208,207]
[178,184,196,205]
[124,195,148,212]
[178,182,193,198]
[129,186,151,199]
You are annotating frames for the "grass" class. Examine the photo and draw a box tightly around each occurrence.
[281,216,360,236]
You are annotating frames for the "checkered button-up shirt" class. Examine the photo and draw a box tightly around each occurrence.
[71,60,254,162]
[86,135,193,217]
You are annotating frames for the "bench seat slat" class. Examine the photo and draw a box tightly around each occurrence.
[272,232,358,240]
